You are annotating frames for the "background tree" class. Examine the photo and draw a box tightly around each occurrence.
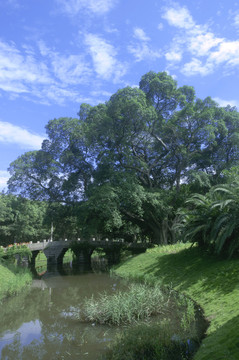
[0,194,49,246]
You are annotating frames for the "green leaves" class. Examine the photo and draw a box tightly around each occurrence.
[5,71,239,246]
[0,194,49,245]
[180,181,239,257]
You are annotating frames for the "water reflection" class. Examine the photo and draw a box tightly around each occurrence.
[0,262,208,360]
[0,264,124,360]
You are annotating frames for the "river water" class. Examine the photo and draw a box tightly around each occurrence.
[0,263,125,360]
[0,261,209,360]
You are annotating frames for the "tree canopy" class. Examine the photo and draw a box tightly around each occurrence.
[6,71,239,248]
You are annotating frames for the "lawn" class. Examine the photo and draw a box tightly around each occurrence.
[113,243,239,360]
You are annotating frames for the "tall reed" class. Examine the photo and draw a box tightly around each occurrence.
[81,283,165,325]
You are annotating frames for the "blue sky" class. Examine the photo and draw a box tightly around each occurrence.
[1,0,239,190]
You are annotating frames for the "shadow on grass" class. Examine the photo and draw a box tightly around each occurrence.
[197,314,239,360]
[141,247,239,296]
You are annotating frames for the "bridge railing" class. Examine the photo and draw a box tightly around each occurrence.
[1,238,150,252]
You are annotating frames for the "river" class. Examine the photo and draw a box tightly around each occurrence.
[0,263,125,360]
[0,259,209,360]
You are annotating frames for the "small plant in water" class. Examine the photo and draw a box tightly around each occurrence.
[99,322,199,360]
[80,283,165,325]
[180,298,195,331]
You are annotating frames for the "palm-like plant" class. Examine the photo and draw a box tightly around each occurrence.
[179,181,239,257]
[210,184,239,257]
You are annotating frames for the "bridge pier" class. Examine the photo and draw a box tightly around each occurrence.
[43,244,67,268]
[105,248,121,265]
[72,249,92,266]
[29,250,40,268]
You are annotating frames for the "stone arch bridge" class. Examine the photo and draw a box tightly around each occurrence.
[24,239,150,268]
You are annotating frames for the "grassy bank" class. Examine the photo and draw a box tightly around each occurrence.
[112,243,239,360]
[0,262,32,302]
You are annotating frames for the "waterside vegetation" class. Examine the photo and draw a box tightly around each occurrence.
[81,280,203,360]
[110,243,239,360]
[0,262,32,303]
[81,283,169,325]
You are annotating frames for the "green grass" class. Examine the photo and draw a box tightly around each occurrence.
[80,283,166,325]
[112,243,239,360]
[0,261,32,302]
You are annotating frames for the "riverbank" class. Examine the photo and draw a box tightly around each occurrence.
[0,262,32,302]
[112,243,239,360]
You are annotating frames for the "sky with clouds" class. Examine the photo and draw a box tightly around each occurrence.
[0,0,239,190]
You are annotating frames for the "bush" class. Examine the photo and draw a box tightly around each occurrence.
[4,244,32,262]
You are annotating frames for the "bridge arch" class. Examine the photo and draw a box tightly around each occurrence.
[8,239,151,269]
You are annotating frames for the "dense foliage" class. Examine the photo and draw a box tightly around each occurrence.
[0,194,82,245]
[178,169,239,257]
[4,71,239,253]
[0,194,49,245]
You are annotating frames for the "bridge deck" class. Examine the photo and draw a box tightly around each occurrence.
[26,239,149,251]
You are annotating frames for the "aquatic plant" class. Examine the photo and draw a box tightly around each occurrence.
[99,322,199,360]
[80,283,165,325]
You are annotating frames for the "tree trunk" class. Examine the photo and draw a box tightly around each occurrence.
[150,222,168,245]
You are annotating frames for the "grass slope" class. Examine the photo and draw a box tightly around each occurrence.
[0,262,32,302]
[113,243,239,360]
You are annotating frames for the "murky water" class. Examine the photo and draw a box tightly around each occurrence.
[0,265,125,360]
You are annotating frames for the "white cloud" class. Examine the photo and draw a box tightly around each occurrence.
[165,50,182,62]
[90,90,113,97]
[51,54,92,85]
[188,31,223,57]
[0,121,45,149]
[38,40,51,57]
[182,58,213,76]
[162,5,195,29]
[209,41,239,66]
[56,0,116,16]
[128,28,161,62]
[38,40,92,85]
[133,28,150,42]
[0,41,51,94]
[213,97,239,109]
[128,42,161,62]
[162,4,239,76]
[0,170,10,191]
[85,33,126,81]
[0,39,105,105]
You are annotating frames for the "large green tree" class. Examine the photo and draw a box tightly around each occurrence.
[7,71,239,244]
